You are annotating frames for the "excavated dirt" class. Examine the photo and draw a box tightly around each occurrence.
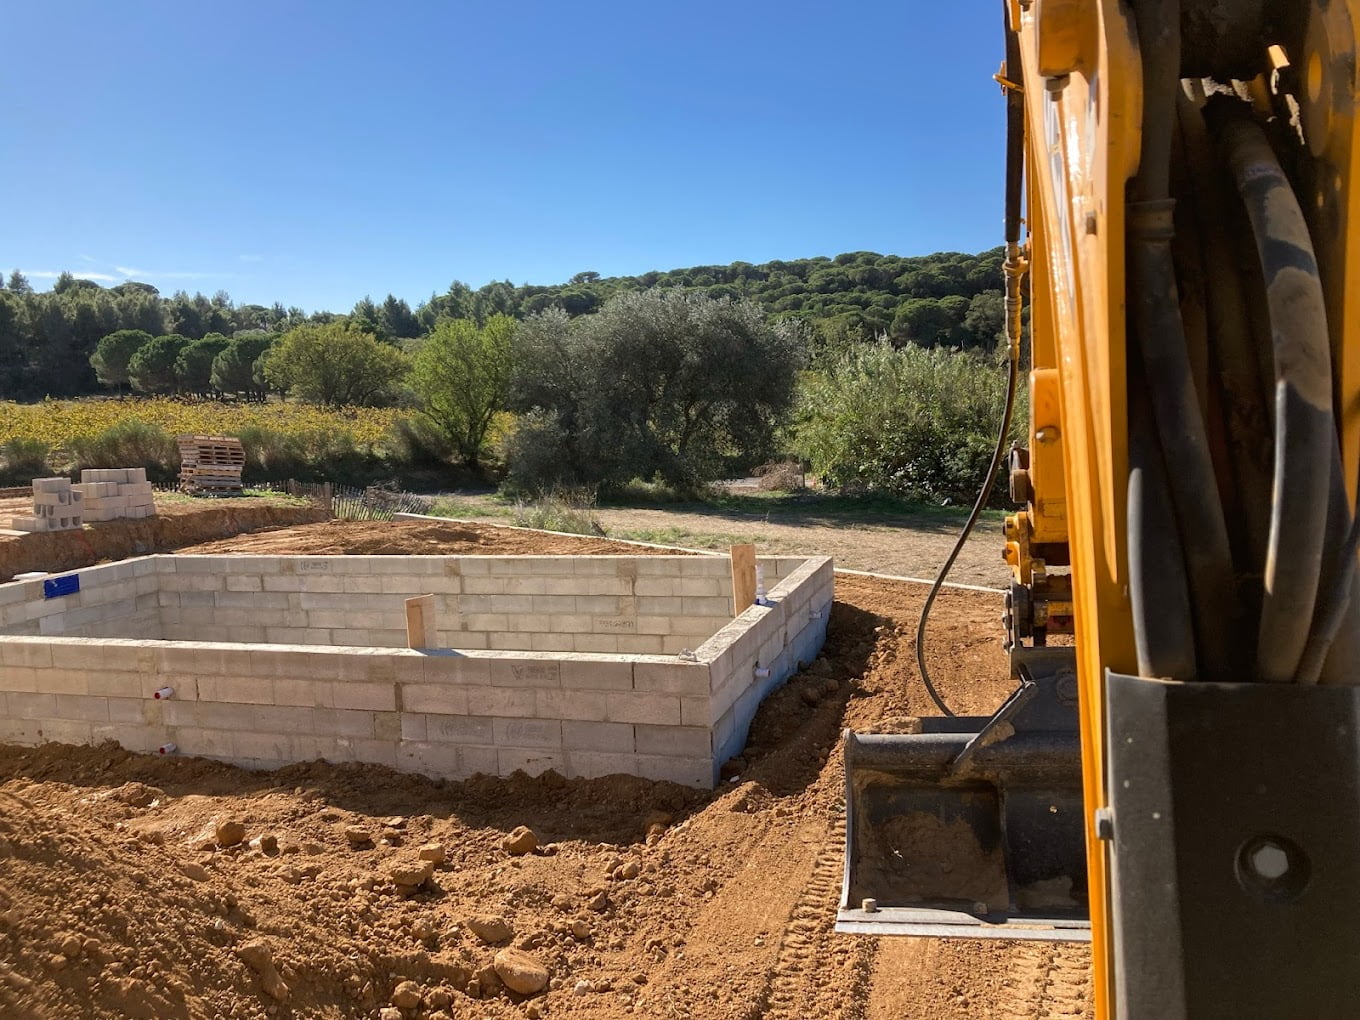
[174,520,693,559]
[0,520,1092,1019]
[0,496,327,583]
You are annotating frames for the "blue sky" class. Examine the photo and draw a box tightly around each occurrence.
[2,2,1004,313]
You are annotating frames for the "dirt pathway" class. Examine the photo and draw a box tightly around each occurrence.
[587,505,1008,588]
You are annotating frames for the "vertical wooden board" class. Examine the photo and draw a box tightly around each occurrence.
[730,544,757,616]
[406,594,436,648]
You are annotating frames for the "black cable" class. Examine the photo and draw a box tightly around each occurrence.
[916,335,1020,717]
[915,3,1025,718]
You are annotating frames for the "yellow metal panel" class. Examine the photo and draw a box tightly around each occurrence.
[1016,1,1141,1013]
[1298,3,1360,507]
[1029,367,1068,543]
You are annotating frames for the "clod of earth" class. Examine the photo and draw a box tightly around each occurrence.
[387,859,434,890]
[466,915,513,944]
[344,826,373,847]
[214,819,246,847]
[418,842,446,864]
[249,833,278,854]
[493,948,550,996]
[236,939,289,1002]
[502,825,540,856]
[390,980,422,1008]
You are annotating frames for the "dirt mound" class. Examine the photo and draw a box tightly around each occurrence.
[176,520,696,558]
[0,499,326,583]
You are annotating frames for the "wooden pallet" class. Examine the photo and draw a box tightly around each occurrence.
[177,435,245,495]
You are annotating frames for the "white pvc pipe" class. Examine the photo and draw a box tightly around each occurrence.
[153,686,174,700]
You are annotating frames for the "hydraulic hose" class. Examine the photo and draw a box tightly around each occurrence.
[1128,348,1198,680]
[1127,0,1239,681]
[1207,99,1335,684]
[915,292,1020,717]
[915,7,1025,717]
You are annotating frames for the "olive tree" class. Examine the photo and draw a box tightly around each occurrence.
[507,290,806,492]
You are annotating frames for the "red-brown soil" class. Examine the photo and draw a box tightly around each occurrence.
[0,519,1092,1019]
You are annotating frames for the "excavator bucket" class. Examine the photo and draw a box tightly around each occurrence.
[837,648,1090,940]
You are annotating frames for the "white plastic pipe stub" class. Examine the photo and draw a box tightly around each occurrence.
[754,667,772,679]
[157,743,177,755]
[153,686,174,700]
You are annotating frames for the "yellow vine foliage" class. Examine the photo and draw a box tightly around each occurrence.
[0,399,402,450]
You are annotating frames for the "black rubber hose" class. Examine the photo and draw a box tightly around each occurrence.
[1128,345,1198,680]
[915,336,1019,718]
[1175,89,1272,580]
[915,3,1024,717]
[1127,202,1239,681]
[1126,0,1238,681]
[1208,99,1335,684]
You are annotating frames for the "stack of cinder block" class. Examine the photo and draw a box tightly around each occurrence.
[10,477,84,532]
[77,468,155,522]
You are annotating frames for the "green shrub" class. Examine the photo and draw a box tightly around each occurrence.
[0,438,52,485]
[68,420,179,483]
[236,426,380,484]
[792,342,1020,504]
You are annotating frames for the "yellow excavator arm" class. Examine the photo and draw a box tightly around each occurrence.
[841,2,1360,1015]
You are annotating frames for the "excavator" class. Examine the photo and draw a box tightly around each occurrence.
[838,1,1360,1016]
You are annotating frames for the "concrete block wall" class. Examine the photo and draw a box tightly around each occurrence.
[699,555,836,768]
[153,554,806,655]
[0,560,162,640]
[0,553,833,788]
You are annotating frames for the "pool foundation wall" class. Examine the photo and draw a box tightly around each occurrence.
[0,554,833,788]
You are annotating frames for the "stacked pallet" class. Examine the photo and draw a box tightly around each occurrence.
[10,477,84,532]
[177,435,245,496]
[78,468,155,521]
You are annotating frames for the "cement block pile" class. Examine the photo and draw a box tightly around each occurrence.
[77,468,155,522]
[10,478,84,532]
[7,469,155,532]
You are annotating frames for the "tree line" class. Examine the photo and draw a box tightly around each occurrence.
[0,247,1004,401]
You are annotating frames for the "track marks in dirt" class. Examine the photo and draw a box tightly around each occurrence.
[748,807,875,1020]
[996,943,1093,1019]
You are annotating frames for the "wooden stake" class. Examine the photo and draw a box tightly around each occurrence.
[405,594,436,649]
[730,543,757,616]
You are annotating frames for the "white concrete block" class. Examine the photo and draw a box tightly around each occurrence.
[633,660,710,695]
[634,724,712,758]
[560,657,633,691]
[535,688,609,722]
[561,720,634,753]
[494,717,561,748]
[465,686,536,718]
[497,747,564,778]
[424,713,494,744]
[605,692,681,726]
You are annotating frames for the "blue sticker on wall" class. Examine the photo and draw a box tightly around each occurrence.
[43,575,79,599]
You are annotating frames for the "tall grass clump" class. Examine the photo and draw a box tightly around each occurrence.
[0,438,52,485]
[792,342,1021,504]
[68,420,179,483]
[512,489,604,535]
